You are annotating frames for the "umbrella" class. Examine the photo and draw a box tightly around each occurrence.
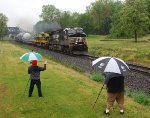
[92,56,130,75]
[20,52,43,61]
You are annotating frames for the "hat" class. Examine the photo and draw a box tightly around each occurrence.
[32,60,37,66]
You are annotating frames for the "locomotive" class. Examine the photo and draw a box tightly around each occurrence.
[33,27,88,55]
[33,32,49,47]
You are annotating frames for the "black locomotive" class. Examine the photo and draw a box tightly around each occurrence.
[33,27,88,55]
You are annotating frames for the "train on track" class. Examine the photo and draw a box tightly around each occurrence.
[16,27,88,55]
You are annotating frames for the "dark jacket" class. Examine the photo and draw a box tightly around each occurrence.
[28,64,46,80]
[105,73,124,93]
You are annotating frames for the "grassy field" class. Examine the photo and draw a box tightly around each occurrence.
[0,41,150,118]
[87,35,150,67]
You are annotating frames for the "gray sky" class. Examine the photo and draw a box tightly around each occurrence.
[0,0,96,31]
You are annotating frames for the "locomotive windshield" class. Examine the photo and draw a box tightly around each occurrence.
[65,28,86,37]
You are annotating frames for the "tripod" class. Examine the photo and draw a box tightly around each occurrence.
[93,84,105,108]
[23,79,30,95]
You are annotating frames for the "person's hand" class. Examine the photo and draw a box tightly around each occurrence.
[44,61,47,64]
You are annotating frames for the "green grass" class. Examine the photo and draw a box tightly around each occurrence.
[90,73,104,82]
[0,41,150,118]
[87,35,150,66]
[126,89,150,106]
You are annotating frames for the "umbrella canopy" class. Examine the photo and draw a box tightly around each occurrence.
[92,56,130,75]
[20,52,43,61]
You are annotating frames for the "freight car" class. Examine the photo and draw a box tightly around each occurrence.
[16,32,33,43]
[34,27,88,55]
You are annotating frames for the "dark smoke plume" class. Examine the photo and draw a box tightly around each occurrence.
[33,21,62,33]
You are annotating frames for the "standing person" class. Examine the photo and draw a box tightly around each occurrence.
[28,60,47,97]
[104,72,124,115]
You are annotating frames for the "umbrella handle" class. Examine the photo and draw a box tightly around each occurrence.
[93,84,105,108]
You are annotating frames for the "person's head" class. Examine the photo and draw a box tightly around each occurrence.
[32,60,37,66]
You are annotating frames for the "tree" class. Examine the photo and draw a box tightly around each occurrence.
[0,13,8,38]
[146,0,150,30]
[58,11,72,28]
[40,5,80,28]
[89,0,114,35]
[40,5,61,23]
[69,12,80,27]
[57,11,80,28]
[78,13,94,36]
[121,0,150,42]
[110,1,126,38]
[146,0,150,16]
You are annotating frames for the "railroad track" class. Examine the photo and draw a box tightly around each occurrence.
[85,55,150,75]
[13,41,150,76]
[127,63,150,75]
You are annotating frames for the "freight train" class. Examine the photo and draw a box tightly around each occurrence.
[16,27,88,55]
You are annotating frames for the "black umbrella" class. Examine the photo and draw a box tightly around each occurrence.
[92,56,130,75]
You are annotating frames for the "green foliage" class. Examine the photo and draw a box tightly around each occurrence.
[68,64,84,73]
[89,0,114,35]
[87,35,150,66]
[111,0,150,42]
[0,13,8,38]
[1,41,150,117]
[90,73,104,82]
[58,11,72,28]
[40,5,61,23]
[133,93,150,105]
[109,1,126,38]
[126,89,150,106]
[67,12,80,27]
[57,11,80,28]
[77,13,94,35]
[38,5,81,28]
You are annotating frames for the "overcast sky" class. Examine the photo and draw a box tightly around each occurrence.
[0,0,96,31]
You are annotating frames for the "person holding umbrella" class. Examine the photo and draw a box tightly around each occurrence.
[20,51,47,97]
[92,57,129,115]
[28,60,47,97]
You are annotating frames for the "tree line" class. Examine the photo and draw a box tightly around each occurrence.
[0,0,150,42]
[0,13,8,39]
[36,0,150,42]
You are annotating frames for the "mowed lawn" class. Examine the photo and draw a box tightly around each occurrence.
[87,35,150,67]
[0,41,150,118]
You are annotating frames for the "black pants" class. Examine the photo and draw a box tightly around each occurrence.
[29,79,42,97]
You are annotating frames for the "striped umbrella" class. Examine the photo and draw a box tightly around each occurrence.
[92,56,130,75]
[20,52,43,61]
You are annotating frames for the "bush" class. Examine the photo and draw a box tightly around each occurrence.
[90,73,104,82]
[132,91,150,105]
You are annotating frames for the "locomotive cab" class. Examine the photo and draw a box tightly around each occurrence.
[62,28,88,55]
